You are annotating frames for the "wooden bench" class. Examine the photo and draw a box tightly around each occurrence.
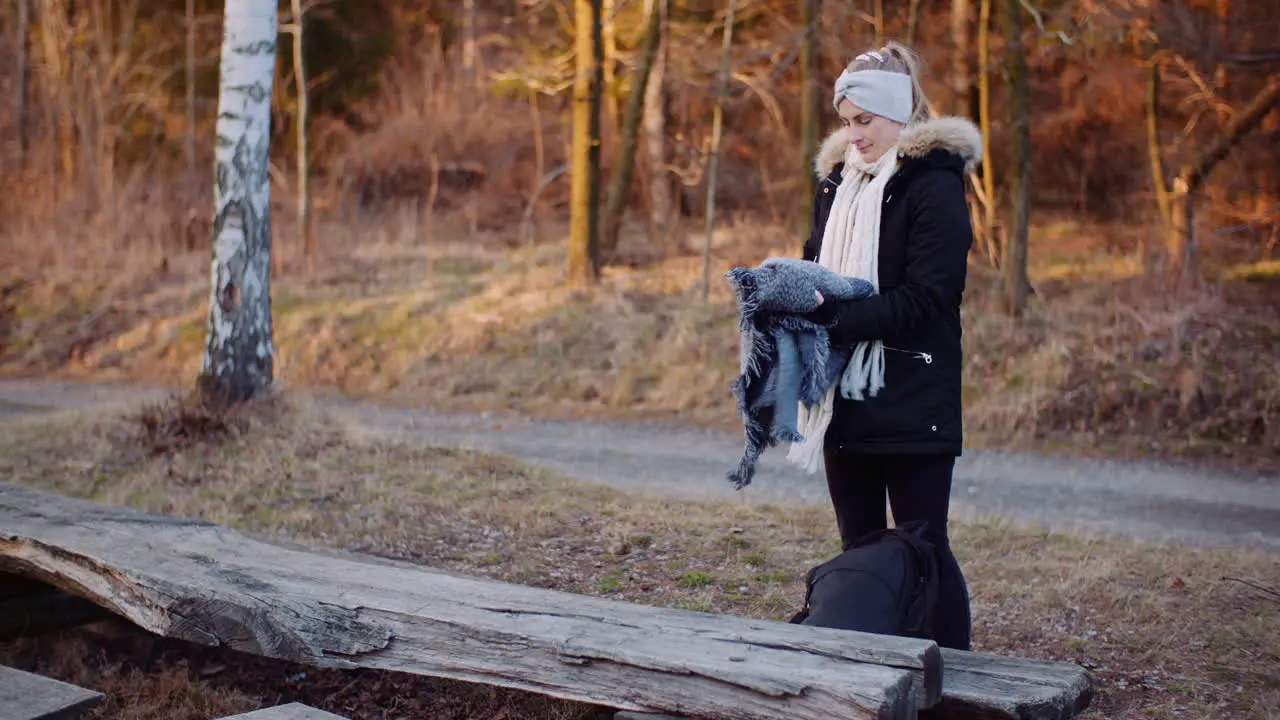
[0,664,104,720]
[0,482,1092,720]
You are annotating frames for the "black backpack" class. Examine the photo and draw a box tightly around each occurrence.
[789,520,940,640]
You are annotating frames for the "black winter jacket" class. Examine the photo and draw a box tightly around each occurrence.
[801,117,982,456]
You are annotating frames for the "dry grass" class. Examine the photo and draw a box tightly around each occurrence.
[0,401,1276,719]
[2,211,1277,474]
[129,390,288,455]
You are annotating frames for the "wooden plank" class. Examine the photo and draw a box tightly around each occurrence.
[611,650,1095,720]
[0,581,115,641]
[217,703,349,719]
[0,483,938,720]
[927,650,1093,720]
[0,665,104,720]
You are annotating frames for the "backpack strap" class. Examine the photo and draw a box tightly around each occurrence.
[787,564,820,624]
[892,520,941,638]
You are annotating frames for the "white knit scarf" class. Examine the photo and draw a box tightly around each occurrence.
[787,140,899,473]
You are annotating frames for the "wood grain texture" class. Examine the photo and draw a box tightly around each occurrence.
[216,703,349,720]
[0,664,104,720]
[929,650,1093,720]
[0,483,939,720]
[607,651,1095,719]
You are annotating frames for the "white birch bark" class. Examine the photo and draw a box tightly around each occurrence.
[198,0,278,405]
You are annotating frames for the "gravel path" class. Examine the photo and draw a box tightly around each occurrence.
[2,379,1276,551]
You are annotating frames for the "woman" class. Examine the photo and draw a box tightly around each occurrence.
[798,42,981,651]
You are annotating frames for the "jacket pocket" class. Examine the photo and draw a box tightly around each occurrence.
[878,344,947,438]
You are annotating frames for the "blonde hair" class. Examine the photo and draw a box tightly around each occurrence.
[846,42,933,125]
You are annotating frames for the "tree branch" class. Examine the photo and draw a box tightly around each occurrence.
[1222,52,1280,67]
[1182,75,1280,193]
[1222,576,1280,602]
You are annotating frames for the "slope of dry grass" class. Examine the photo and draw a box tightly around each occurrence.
[1,209,1277,473]
[0,398,1276,719]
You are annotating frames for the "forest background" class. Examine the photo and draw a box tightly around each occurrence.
[0,0,1277,472]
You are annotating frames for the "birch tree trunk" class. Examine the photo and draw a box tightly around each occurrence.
[1002,0,1030,317]
[643,0,671,246]
[198,0,278,406]
[566,0,604,285]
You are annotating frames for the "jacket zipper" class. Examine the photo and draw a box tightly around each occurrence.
[884,346,933,364]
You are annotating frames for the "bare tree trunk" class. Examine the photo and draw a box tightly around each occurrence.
[198,0,278,406]
[643,0,671,246]
[289,0,314,278]
[800,0,821,236]
[1002,0,1030,317]
[702,0,736,303]
[1168,75,1280,287]
[566,0,604,285]
[16,0,31,163]
[1167,176,1195,288]
[602,0,619,143]
[951,0,970,117]
[873,0,884,45]
[85,1,112,207]
[906,0,922,46]
[600,1,664,257]
[531,90,545,185]
[186,0,197,178]
[462,0,476,86]
[1145,52,1171,271]
[977,0,997,265]
[37,0,75,197]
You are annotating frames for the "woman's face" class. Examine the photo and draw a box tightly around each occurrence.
[837,98,905,163]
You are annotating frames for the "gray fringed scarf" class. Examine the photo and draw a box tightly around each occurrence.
[725,258,875,489]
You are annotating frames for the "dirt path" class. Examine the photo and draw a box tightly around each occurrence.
[2,378,1276,551]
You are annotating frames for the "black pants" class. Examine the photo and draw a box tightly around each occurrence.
[823,445,973,651]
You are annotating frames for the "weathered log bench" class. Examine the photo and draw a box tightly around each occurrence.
[0,482,1092,720]
[0,664,104,720]
[217,703,349,719]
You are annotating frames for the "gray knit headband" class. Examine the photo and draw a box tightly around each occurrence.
[832,65,913,125]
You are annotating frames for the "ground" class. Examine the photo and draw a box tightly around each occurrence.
[0,389,1277,719]
[2,378,1277,551]
[2,215,1277,476]
[1,215,1277,719]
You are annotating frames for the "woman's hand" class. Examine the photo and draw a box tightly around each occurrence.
[804,291,840,327]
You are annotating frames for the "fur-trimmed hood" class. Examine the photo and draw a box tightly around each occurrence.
[813,116,982,179]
